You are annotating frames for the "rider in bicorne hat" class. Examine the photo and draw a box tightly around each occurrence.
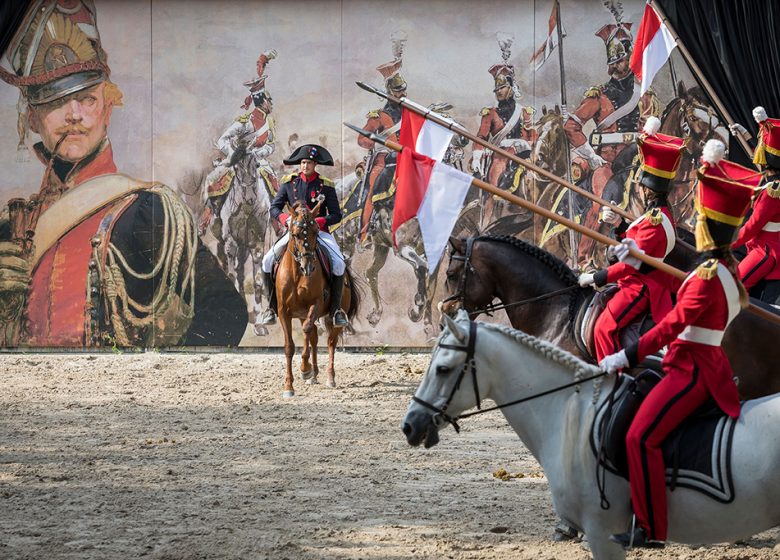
[579,116,686,363]
[732,106,780,302]
[600,139,762,549]
[260,144,349,327]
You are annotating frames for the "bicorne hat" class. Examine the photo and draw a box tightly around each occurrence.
[283,144,334,166]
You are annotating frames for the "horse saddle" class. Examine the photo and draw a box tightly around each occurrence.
[591,371,738,503]
[574,286,662,370]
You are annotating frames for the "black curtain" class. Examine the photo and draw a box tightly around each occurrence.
[656,0,780,166]
[1,1,31,60]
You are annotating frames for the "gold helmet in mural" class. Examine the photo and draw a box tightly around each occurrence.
[0,0,110,106]
[595,23,633,65]
[377,59,406,94]
[489,64,514,92]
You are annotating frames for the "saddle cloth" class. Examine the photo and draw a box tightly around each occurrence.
[590,373,738,504]
[574,286,663,371]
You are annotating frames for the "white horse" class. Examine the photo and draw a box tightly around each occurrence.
[402,309,780,560]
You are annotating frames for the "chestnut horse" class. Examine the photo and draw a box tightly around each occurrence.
[276,201,360,397]
[441,234,780,401]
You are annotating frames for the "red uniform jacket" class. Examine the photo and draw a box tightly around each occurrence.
[734,181,780,281]
[594,206,680,321]
[626,259,742,418]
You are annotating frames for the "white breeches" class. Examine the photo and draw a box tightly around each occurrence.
[262,231,346,276]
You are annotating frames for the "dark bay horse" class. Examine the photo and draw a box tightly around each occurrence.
[276,201,360,397]
[441,234,780,401]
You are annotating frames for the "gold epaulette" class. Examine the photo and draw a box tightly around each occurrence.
[584,86,601,99]
[647,208,663,226]
[480,107,491,116]
[281,173,296,184]
[766,181,780,199]
[236,112,251,124]
[696,258,718,280]
[320,176,334,187]
[366,110,380,118]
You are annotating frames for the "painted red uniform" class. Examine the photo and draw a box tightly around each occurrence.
[623,259,742,541]
[592,206,679,361]
[734,180,780,288]
[474,100,537,187]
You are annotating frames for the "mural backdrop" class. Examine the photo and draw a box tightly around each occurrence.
[0,0,724,348]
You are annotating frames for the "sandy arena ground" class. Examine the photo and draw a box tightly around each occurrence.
[1,351,778,560]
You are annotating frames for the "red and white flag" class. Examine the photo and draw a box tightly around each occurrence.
[394,109,472,273]
[529,1,562,70]
[630,3,677,95]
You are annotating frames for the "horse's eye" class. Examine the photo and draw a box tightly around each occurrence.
[436,365,451,375]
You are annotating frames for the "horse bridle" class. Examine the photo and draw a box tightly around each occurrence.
[413,320,608,433]
[290,216,317,271]
[412,321,480,433]
[441,237,480,310]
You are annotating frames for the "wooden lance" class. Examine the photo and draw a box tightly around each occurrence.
[344,121,780,327]
[355,81,698,253]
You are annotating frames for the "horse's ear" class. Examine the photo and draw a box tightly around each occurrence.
[448,236,465,254]
[677,80,686,99]
[442,310,469,343]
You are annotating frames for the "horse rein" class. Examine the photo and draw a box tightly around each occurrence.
[413,320,608,433]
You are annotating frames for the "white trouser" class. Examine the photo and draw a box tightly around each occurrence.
[262,231,346,276]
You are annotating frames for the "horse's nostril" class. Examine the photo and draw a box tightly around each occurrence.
[402,423,412,436]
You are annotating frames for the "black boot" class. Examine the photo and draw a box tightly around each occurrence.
[610,525,664,550]
[329,275,349,327]
[260,271,277,325]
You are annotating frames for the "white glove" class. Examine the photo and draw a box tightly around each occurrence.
[574,143,607,170]
[609,238,643,269]
[285,216,291,227]
[263,49,277,60]
[252,144,273,159]
[728,122,749,138]
[470,150,484,175]
[600,204,621,225]
[578,273,595,288]
[599,349,629,374]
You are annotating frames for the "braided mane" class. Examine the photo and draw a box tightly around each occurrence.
[475,235,577,285]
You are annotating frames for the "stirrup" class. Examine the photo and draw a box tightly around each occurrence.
[332,309,349,327]
[552,522,579,542]
[261,309,277,326]
[609,522,664,550]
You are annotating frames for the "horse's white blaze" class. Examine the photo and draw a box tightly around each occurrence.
[405,309,780,560]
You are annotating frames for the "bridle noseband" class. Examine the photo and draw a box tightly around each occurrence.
[441,237,480,311]
[290,216,317,273]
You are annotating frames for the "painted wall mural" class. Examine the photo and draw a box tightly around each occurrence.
[0,0,726,348]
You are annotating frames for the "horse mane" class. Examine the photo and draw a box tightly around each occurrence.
[475,235,577,285]
[478,320,603,393]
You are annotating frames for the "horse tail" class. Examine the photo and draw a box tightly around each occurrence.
[345,266,364,320]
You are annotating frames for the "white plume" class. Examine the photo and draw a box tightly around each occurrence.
[702,139,726,164]
[643,116,661,136]
[753,106,768,123]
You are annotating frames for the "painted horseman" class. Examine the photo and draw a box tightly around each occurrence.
[471,34,536,196]
[356,57,406,242]
[0,0,246,348]
[201,50,278,243]
[733,107,780,303]
[564,16,659,266]
[260,144,349,328]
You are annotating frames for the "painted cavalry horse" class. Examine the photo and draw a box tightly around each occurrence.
[441,234,780,401]
[275,201,360,397]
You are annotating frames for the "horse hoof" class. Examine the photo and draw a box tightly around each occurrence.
[408,306,423,323]
[301,369,314,380]
[253,323,269,336]
[282,390,295,398]
[325,380,336,388]
[305,377,319,385]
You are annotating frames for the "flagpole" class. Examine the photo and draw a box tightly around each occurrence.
[355,81,698,255]
[345,121,780,327]
[648,0,754,161]
[553,0,578,265]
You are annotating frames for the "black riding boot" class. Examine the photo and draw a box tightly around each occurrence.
[261,271,277,325]
[329,275,349,327]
